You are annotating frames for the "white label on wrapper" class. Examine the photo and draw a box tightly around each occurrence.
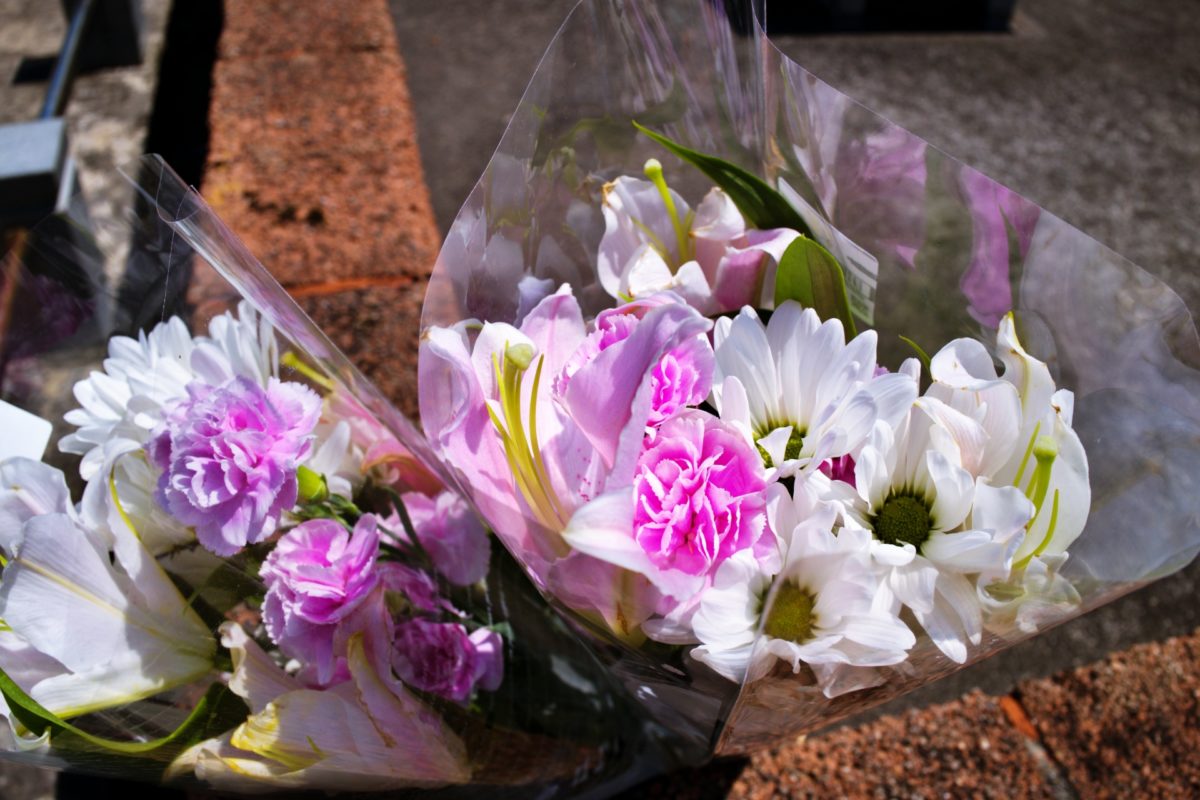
[777,178,879,326]
[0,400,53,461]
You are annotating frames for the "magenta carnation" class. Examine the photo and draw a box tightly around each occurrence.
[261,515,381,685]
[149,376,321,556]
[819,454,857,487]
[391,619,504,703]
[646,344,709,427]
[633,411,767,576]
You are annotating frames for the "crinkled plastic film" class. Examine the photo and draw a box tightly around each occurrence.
[419,0,1200,762]
[0,157,653,795]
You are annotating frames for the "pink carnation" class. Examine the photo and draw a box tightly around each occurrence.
[391,620,504,703]
[633,411,767,576]
[149,376,321,556]
[261,515,381,685]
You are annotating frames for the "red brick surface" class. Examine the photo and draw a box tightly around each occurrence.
[295,280,425,420]
[205,47,437,287]
[635,691,1064,799]
[202,0,437,414]
[217,0,394,58]
[1019,631,1200,799]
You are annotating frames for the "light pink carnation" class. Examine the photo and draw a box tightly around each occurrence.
[633,411,767,576]
[149,376,321,556]
[261,515,381,685]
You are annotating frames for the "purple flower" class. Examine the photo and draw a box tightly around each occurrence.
[379,560,446,615]
[646,345,709,427]
[261,515,381,685]
[391,491,491,586]
[633,411,767,577]
[149,376,321,555]
[391,619,504,703]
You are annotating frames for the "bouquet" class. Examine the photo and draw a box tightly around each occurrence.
[417,0,1200,759]
[2,0,1199,793]
[0,160,646,795]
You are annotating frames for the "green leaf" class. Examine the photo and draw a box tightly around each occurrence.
[0,668,247,760]
[898,335,932,373]
[773,236,857,337]
[633,122,813,236]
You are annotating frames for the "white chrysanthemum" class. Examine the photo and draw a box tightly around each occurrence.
[846,399,1034,663]
[59,301,277,481]
[692,483,913,695]
[710,302,916,477]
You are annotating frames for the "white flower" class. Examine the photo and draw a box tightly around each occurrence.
[305,419,361,500]
[170,625,470,792]
[926,316,1089,559]
[0,462,215,719]
[692,483,913,695]
[710,302,916,477]
[598,171,704,306]
[0,458,77,557]
[59,301,278,481]
[847,399,1034,663]
[978,553,1081,638]
[597,167,801,315]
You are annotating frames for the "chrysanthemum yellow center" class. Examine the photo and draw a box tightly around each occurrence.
[872,494,933,550]
[762,581,817,643]
[756,427,805,468]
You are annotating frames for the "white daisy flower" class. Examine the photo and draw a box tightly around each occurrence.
[847,399,1035,663]
[59,301,277,480]
[692,483,913,695]
[710,302,916,477]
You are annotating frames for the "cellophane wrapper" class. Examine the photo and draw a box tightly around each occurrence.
[417,0,1200,763]
[0,157,658,796]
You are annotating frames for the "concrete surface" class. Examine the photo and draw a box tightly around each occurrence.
[1,0,171,286]
[389,0,1200,721]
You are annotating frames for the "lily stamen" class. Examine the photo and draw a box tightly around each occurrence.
[488,344,568,531]
[643,158,693,264]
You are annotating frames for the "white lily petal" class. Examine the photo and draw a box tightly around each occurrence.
[0,514,214,718]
